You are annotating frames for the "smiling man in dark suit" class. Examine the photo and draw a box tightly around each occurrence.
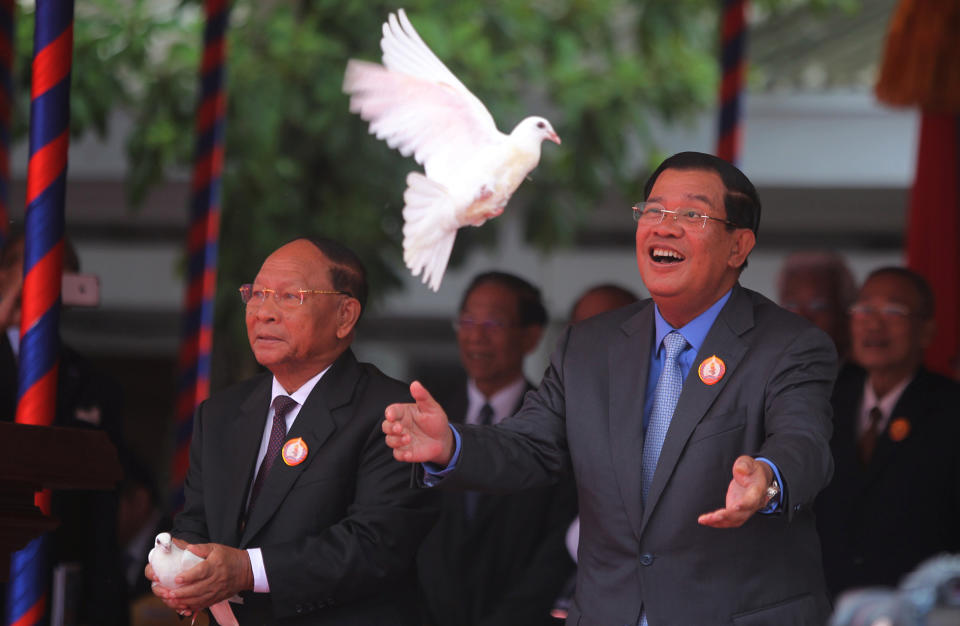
[417,272,577,626]
[816,267,960,598]
[147,237,437,625]
[384,152,838,625]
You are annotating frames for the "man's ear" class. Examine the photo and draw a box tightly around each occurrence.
[335,298,362,339]
[728,229,756,270]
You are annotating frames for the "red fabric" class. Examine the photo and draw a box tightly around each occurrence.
[906,112,960,376]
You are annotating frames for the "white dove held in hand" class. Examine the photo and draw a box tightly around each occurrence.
[343,9,560,291]
[148,532,239,626]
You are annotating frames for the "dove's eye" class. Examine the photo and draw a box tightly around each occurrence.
[536,121,545,129]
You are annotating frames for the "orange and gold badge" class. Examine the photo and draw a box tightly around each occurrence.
[282,437,308,466]
[888,417,911,442]
[698,355,726,385]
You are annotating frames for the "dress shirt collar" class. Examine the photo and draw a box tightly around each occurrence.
[466,376,527,425]
[270,364,331,415]
[6,326,18,357]
[653,288,733,356]
[859,371,914,435]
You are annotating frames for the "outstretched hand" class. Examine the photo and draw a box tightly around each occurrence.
[383,381,454,465]
[697,455,773,528]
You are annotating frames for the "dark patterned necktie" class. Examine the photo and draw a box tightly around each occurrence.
[247,395,298,514]
[858,406,883,466]
[477,402,494,426]
[464,403,495,521]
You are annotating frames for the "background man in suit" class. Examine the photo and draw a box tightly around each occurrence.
[816,267,960,597]
[776,250,857,362]
[384,151,837,625]
[148,238,437,625]
[417,271,577,626]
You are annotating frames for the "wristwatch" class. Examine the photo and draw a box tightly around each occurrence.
[765,477,780,503]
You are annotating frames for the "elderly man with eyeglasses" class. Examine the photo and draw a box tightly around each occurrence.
[147,237,437,625]
[384,151,839,625]
[816,267,960,601]
[416,271,577,626]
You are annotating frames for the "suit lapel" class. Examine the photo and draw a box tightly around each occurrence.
[239,350,361,546]
[864,370,922,481]
[220,375,272,546]
[641,286,752,528]
[608,301,654,540]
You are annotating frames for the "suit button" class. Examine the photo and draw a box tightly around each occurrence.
[295,605,303,614]
[639,553,654,566]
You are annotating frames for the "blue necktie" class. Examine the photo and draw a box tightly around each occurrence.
[640,332,686,626]
[641,331,687,504]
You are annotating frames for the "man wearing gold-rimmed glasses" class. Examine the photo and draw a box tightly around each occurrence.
[384,152,837,625]
[148,237,437,625]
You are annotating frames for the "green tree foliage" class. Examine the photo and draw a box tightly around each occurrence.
[12,0,849,384]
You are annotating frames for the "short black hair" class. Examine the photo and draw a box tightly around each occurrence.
[864,267,935,320]
[460,271,548,327]
[643,151,761,235]
[301,237,368,317]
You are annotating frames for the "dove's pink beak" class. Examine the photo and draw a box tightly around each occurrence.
[548,131,561,145]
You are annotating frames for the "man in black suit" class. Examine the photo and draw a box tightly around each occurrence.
[417,272,577,626]
[385,152,837,625]
[148,238,437,624]
[816,267,960,597]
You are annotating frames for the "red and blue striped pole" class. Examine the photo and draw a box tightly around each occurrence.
[5,2,74,624]
[170,0,230,511]
[0,0,13,245]
[716,0,747,164]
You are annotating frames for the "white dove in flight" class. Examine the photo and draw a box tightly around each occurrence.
[148,532,239,626]
[343,8,561,291]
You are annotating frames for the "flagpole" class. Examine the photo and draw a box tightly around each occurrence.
[170,0,230,511]
[716,0,747,164]
[5,1,74,624]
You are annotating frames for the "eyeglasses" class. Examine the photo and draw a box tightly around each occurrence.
[239,284,351,309]
[783,300,830,314]
[632,202,737,229]
[452,317,515,334]
[848,302,911,320]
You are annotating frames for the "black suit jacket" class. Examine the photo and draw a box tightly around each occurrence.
[174,349,438,625]
[816,365,960,596]
[417,376,577,626]
[423,284,837,625]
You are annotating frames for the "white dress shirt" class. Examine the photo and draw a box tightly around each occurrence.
[247,365,331,594]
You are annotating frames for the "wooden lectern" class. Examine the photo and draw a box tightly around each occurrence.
[0,421,122,580]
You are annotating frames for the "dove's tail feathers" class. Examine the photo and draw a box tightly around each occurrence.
[209,601,239,626]
[402,173,458,292]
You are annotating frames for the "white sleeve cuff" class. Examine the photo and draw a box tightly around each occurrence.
[247,547,269,593]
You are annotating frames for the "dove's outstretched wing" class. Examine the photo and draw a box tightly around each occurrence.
[343,9,501,185]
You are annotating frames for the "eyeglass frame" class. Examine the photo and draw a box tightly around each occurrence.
[452,316,519,334]
[632,202,738,230]
[239,283,353,308]
[847,302,913,320]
